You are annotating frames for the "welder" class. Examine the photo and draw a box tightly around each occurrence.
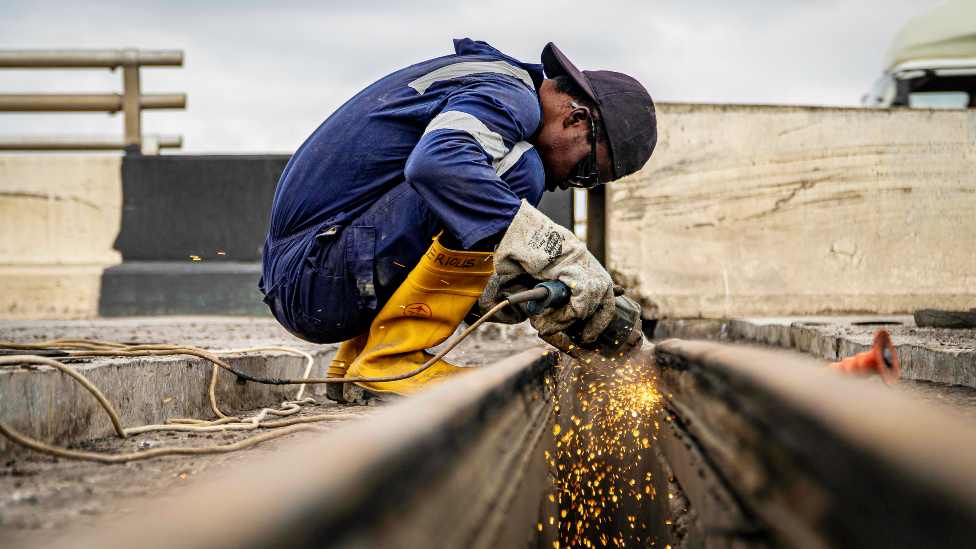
[260,39,657,400]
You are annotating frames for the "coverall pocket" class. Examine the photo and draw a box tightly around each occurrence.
[293,310,327,343]
[261,277,287,323]
[346,225,377,310]
[293,258,329,343]
[263,276,324,343]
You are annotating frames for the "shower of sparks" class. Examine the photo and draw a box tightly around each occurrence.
[549,352,663,548]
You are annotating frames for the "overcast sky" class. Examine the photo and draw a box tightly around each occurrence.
[0,0,941,153]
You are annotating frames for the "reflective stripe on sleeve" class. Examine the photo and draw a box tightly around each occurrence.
[494,141,533,176]
[408,61,535,94]
[423,111,533,176]
[423,110,509,160]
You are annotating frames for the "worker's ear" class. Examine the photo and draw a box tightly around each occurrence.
[564,105,589,129]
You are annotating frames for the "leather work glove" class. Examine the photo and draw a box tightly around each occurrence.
[471,272,533,325]
[485,200,615,343]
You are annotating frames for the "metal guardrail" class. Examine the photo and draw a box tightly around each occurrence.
[0,49,185,154]
[0,50,183,68]
[0,93,185,112]
[0,135,182,152]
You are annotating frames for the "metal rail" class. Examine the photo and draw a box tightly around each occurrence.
[0,49,183,68]
[0,135,182,154]
[0,49,185,154]
[0,93,185,112]
[30,349,561,549]
[651,339,976,548]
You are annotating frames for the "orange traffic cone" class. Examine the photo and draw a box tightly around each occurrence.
[828,329,900,386]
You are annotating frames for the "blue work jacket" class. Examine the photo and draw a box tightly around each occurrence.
[260,39,547,342]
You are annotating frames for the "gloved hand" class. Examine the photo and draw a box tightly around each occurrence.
[486,200,615,343]
[471,272,533,325]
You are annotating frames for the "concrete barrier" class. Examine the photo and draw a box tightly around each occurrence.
[102,155,290,317]
[0,156,122,319]
[609,103,976,319]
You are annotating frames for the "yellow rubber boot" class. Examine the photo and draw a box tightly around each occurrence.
[346,235,494,396]
[325,333,368,402]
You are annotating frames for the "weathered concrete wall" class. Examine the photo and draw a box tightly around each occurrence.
[609,104,976,318]
[0,156,123,319]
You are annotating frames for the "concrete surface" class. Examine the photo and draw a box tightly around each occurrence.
[0,399,366,547]
[0,316,549,546]
[728,316,976,386]
[609,103,976,318]
[0,317,335,457]
[0,155,123,319]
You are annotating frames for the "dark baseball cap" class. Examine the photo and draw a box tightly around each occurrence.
[541,42,657,181]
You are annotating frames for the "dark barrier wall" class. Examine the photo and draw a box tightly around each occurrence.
[116,155,291,261]
[115,155,573,262]
[102,155,574,317]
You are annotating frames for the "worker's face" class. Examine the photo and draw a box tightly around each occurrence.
[533,80,613,192]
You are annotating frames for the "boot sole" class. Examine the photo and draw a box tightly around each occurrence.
[343,383,405,406]
[325,383,347,404]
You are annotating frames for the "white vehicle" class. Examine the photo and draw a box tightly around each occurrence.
[863,0,975,109]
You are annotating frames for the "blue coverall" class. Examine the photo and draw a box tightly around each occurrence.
[260,39,547,344]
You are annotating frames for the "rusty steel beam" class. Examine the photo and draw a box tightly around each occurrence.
[653,339,976,549]
[0,93,186,112]
[0,49,183,68]
[33,349,561,549]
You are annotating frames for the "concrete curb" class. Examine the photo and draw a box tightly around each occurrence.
[39,349,560,549]
[0,349,333,457]
[656,316,976,388]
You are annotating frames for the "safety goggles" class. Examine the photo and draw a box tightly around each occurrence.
[566,102,600,189]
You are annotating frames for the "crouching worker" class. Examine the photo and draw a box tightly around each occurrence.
[260,39,657,402]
